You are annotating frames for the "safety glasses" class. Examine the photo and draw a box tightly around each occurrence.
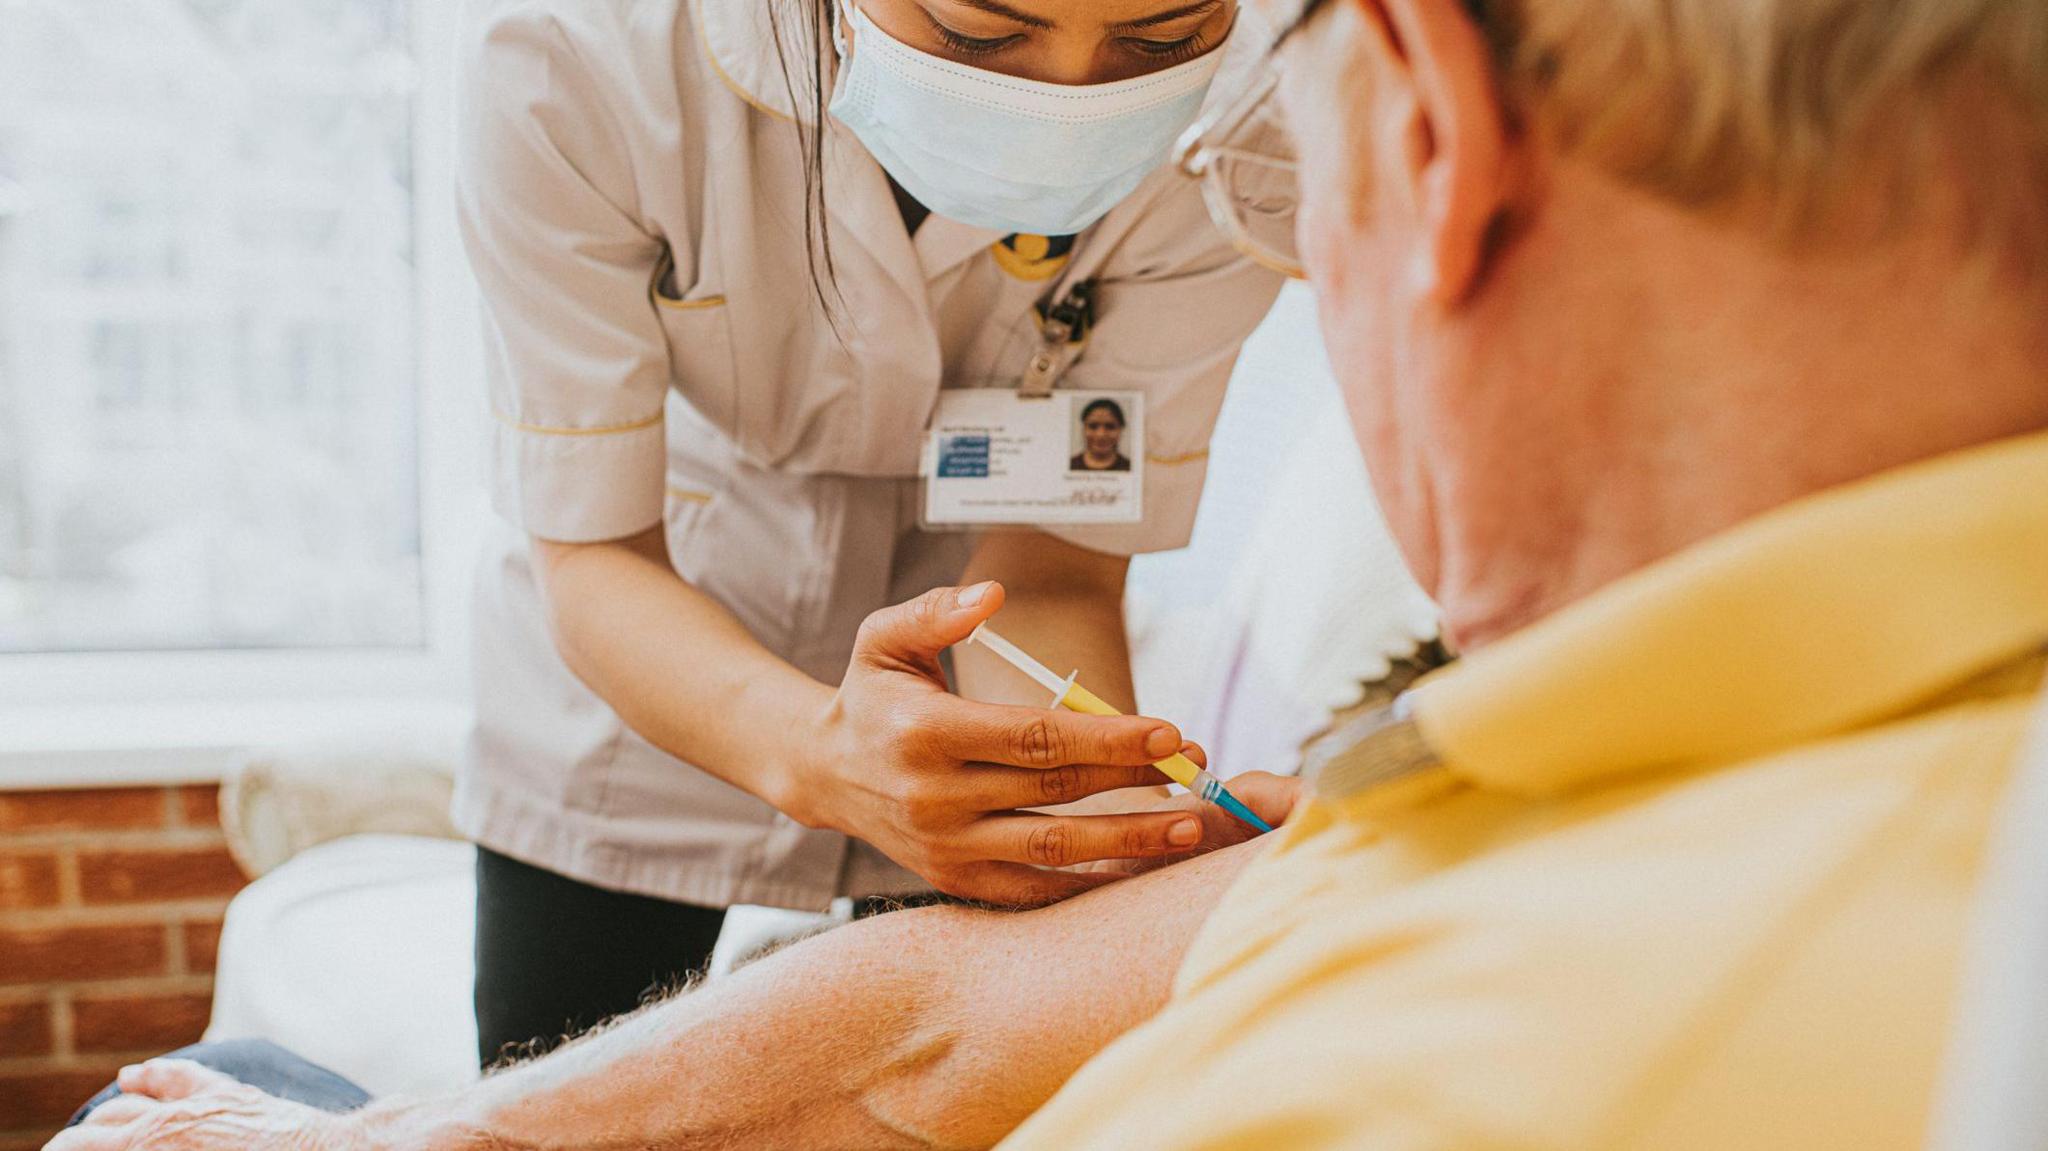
[1171,0,1333,278]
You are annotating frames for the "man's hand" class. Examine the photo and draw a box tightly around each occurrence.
[46,1061,348,1151]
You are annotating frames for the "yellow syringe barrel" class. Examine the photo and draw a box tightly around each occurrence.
[1055,682,1202,790]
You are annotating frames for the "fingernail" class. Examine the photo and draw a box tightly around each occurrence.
[1168,818,1201,846]
[956,581,992,609]
[1146,727,1180,757]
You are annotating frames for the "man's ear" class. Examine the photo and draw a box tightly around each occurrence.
[1370,0,1508,305]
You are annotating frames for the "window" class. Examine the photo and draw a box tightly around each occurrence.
[0,0,482,769]
[0,0,425,652]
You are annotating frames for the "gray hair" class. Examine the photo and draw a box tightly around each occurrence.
[1478,0,2048,266]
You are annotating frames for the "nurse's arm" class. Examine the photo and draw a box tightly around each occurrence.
[82,841,1261,1151]
[955,531,1142,714]
[527,526,1214,905]
[528,525,838,791]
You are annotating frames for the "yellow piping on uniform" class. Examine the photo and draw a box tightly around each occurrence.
[648,245,725,310]
[1147,449,1210,466]
[691,0,796,124]
[656,293,728,311]
[492,408,664,437]
[667,486,715,504]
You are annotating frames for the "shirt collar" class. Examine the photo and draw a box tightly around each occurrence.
[1322,430,2048,803]
[693,0,819,123]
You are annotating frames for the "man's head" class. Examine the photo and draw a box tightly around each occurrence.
[1268,0,2048,647]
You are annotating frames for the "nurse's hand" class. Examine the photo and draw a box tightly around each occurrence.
[797,581,1211,907]
[1079,764,1303,878]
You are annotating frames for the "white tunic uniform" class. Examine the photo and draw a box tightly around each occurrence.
[453,0,1286,910]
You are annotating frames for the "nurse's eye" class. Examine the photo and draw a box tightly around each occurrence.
[1121,32,1208,62]
[926,17,1025,56]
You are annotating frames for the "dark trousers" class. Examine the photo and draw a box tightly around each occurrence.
[67,1040,368,1128]
[472,846,727,1069]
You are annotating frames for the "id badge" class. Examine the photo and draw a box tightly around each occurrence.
[921,389,1145,528]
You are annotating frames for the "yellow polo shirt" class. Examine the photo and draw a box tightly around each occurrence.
[999,431,2048,1151]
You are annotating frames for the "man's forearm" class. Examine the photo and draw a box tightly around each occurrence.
[356,844,1259,1151]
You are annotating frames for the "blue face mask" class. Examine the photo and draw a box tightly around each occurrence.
[826,2,1229,237]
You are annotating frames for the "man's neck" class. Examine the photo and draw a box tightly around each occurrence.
[1433,174,2048,649]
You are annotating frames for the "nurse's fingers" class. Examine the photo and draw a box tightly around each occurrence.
[854,582,1005,665]
[928,696,1181,769]
[968,762,1168,810]
[965,811,1204,870]
[937,860,1127,908]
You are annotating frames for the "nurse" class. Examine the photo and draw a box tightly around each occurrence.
[454,0,1285,1065]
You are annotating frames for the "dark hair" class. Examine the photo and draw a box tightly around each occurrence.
[1080,398,1126,426]
[765,0,845,329]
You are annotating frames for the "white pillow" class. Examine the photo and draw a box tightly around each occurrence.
[206,835,481,1096]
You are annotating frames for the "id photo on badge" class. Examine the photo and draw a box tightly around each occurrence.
[1070,397,1133,473]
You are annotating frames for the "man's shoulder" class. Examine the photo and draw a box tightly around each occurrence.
[1203,677,2041,965]
[1004,669,2042,1149]
[1139,685,2043,1144]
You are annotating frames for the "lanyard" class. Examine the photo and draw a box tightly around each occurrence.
[1019,279,1096,398]
[1015,190,1155,397]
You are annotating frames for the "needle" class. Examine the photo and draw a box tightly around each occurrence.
[964,623,1275,834]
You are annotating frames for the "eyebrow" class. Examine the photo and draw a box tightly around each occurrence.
[945,0,1057,30]
[1110,0,1224,31]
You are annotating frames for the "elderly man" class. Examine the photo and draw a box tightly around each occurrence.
[51,0,2048,1146]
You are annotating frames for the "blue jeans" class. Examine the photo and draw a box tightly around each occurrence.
[67,1040,371,1128]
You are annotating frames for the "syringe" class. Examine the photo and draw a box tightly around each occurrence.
[963,623,1274,834]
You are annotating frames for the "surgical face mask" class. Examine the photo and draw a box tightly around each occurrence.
[827,2,1229,237]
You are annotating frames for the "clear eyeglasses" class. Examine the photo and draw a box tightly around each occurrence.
[1171,0,1330,279]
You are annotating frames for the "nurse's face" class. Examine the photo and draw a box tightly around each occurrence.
[857,0,1238,84]
[1083,409,1125,456]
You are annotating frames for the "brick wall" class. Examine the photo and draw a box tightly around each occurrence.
[0,785,247,1149]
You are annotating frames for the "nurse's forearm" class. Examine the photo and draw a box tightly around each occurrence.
[530,528,829,803]
[955,531,1137,713]
[356,841,1256,1151]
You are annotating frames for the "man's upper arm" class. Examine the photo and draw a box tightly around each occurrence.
[860,842,1262,1148]
[364,838,1266,1151]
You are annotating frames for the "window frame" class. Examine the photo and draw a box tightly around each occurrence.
[0,0,482,786]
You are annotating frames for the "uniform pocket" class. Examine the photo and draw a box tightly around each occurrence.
[655,287,741,443]
[662,475,717,577]
[660,391,738,583]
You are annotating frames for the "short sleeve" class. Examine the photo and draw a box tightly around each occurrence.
[1047,174,1288,556]
[457,7,671,543]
